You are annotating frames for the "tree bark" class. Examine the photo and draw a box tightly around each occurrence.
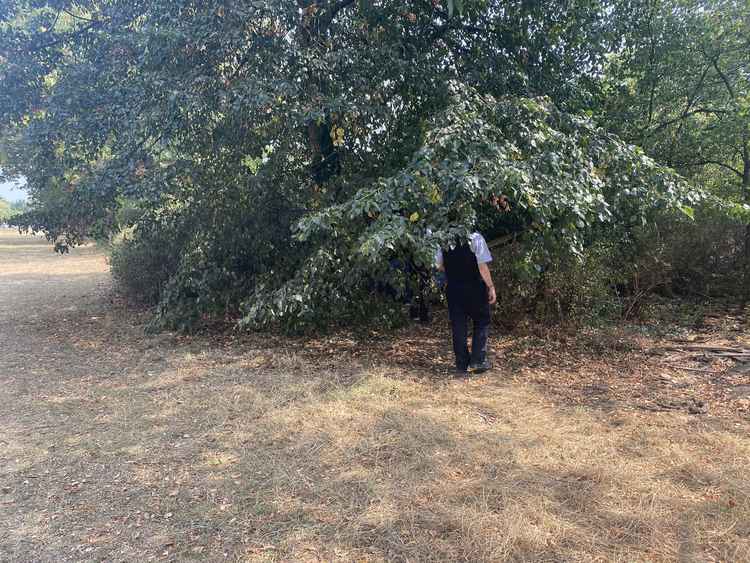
[743,139,750,203]
[742,136,750,301]
[298,0,344,186]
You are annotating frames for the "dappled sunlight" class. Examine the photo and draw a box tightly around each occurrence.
[199,451,241,470]
[147,364,746,560]
[0,436,49,474]
[45,394,87,406]
[117,444,148,458]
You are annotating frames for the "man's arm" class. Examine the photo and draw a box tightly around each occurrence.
[471,233,496,305]
[478,263,496,305]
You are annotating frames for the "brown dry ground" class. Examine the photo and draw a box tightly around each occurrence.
[1,228,749,563]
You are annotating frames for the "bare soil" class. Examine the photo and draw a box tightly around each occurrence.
[1,228,749,562]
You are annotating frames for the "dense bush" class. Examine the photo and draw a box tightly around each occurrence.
[603,202,750,317]
[666,210,748,299]
[489,240,619,329]
[109,174,308,331]
[488,200,749,330]
[109,228,181,307]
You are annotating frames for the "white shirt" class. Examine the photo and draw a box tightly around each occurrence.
[435,232,493,269]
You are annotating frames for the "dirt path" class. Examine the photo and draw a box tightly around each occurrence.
[1,229,749,562]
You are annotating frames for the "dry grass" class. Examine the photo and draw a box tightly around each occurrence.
[1,228,749,562]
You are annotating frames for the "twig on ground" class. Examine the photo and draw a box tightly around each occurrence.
[663,345,749,354]
[661,364,721,374]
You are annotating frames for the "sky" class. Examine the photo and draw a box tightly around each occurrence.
[0,179,27,202]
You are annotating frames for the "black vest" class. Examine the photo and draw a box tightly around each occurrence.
[443,242,483,285]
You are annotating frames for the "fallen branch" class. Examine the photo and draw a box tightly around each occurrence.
[662,364,721,373]
[681,352,750,362]
[664,345,749,354]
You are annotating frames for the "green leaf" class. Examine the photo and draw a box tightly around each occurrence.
[679,205,695,220]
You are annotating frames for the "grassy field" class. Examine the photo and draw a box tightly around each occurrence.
[1,228,749,562]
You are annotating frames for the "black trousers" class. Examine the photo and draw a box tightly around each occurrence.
[446,281,490,370]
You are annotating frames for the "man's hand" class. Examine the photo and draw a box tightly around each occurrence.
[488,286,497,305]
[477,262,497,305]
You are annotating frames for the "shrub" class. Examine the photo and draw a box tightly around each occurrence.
[490,240,622,329]
[109,228,180,306]
[666,209,747,299]
[487,200,748,331]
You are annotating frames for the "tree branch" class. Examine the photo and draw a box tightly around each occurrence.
[328,0,356,19]
[645,0,657,127]
[699,41,738,102]
[48,9,63,34]
[675,159,743,178]
[29,21,101,53]
[711,56,737,101]
[647,107,730,136]
[62,8,99,23]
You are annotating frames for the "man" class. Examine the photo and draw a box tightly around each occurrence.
[436,232,496,375]
[380,257,431,324]
[407,259,432,324]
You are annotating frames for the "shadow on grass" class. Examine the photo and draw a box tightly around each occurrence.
[4,341,721,562]
[2,243,749,561]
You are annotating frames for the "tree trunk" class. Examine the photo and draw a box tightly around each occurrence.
[743,140,750,204]
[298,0,342,187]
[743,137,750,302]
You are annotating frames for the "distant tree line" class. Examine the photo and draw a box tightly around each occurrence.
[0,197,27,224]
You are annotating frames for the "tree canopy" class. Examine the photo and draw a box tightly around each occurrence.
[0,0,736,330]
[604,0,749,206]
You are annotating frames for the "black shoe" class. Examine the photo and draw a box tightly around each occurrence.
[409,305,421,321]
[454,367,469,378]
[469,360,492,374]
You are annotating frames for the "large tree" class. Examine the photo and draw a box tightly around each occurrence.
[604,0,749,205]
[601,0,750,287]
[0,0,699,329]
